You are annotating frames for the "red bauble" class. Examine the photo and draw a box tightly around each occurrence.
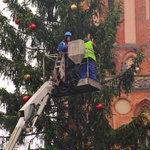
[29,23,36,30]
[96,104,103,110]
[15,19,20,24]
[23,95,30,102]
[137,121,143,127]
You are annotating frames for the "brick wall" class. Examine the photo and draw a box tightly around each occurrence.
[84,0,150,129]
[110,0,150,128]
[81,1,150,129]
[111,47,150,128]
[116,0,150,46]
[111,90,150,129]
[135,0,150,45]
[113,46,150,75]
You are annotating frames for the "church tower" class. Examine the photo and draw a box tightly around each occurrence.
[110,0,150,129]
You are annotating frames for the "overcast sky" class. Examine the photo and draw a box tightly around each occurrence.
[0,3,15,149]
[0,2,45,149]
[0,0,38,93]
[0,1,16,93]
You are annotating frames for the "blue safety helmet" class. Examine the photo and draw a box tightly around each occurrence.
[64,32,72,37]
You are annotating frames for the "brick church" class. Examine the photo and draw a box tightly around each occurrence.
[108,0,150,129]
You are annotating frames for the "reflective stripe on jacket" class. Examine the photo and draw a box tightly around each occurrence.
[84,41,96,61]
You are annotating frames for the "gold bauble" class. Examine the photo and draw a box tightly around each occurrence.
[3,0,8,3]
[24,74,31,80]
[71,4,77,10]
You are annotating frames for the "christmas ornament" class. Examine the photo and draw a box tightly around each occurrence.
[3,0,8,3]
[71,4,77,10]
[63,132,68,138]
[96,104,103,110]
[24,74,31,80]
[23,95,30,102]
[135,67,140,73]
[15,19,20,24]
[137,121,142,126]
[29,23,36,30]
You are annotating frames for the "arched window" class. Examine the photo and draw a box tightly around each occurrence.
[134,99,150,117]
[123,51,136,69]
[134,99,150,148]
[125,56,134,69]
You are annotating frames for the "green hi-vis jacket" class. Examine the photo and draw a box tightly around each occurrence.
[84,40,96,61]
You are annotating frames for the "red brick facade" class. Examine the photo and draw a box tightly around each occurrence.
[135,0,150,45]
[116,0,150,46]
[110,0,150,129]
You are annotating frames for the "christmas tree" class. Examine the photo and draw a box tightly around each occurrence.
[0,0,148,149]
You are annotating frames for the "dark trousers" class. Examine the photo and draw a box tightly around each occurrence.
[65,55,79,83]
[80,58,96,80]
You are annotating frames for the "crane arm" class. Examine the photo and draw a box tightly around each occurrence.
[4,40,101,150]
[4,80,54,150]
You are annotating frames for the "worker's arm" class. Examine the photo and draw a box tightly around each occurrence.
[92,42,99,53]
[57,41,68,52]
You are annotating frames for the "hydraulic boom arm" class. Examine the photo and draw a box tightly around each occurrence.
[4,40,101,150]
[4,81,54,150]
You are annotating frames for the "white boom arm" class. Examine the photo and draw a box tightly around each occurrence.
[4,39,100,150]
[4,80,54,150]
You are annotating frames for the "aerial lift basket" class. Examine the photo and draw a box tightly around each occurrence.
[68,39,85,64]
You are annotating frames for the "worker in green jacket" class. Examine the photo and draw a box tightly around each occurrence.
[80,34,98,80]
